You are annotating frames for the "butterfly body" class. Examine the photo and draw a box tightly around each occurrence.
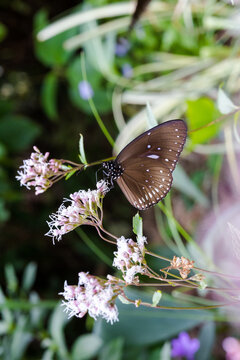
[103,120,187,210]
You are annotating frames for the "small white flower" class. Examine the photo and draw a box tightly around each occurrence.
[60,272,120,324]
[46,181,109,242]
[16,146,64,195]
[113,236,147,283]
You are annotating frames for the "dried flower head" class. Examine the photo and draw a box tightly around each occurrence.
[60,272,121,324]
[46,180,109,242]
[170,256,194,279]
[113,235,147,283]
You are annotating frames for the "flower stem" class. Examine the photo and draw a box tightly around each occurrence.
[81,53,115,147]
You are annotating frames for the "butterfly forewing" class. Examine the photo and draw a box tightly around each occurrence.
[107,119,187,210]
[116,119,187,164]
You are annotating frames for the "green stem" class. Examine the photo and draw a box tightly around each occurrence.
[81,53,115,147]
[85,156,116,168]
[76,227,112,266]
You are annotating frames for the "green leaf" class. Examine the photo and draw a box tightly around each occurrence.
[22,262,37,292]
[152,290,162,307]
[186,98,221,147]
[146,102,158,129]
[196,322,216,360]
[10,316,33,360]
[132,213,143,238]
[94,289,212,346]
[99,338,123,360]
[72,334,103,360]
[49,304,69,359]
[79,134,88,165]
[217,88,238,115]
[34,9,76,66]
[65,169,77,180]
[118,295,131,305]
[5,264,18,294]
[0,115,41,152]
[41,72,58,120]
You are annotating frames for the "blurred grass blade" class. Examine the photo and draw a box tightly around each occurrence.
[146,102,158,128]
[41,72,58,120]
[5,264,18,294]
[49,304,70,359]
[22,262,37,292]
[37,2,168,41]
[173,165,209,207]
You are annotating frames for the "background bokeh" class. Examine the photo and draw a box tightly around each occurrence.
[1,0,240,359]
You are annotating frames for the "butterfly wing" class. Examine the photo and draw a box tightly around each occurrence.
[116,119,187,209]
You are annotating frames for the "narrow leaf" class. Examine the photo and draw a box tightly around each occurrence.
[118,295,131,305]
[132,213,143,237]
[41,72,58,120]
[22,262,37,292]
[152,290,162,307]
[79,133,88,165]
[65,169,77,180]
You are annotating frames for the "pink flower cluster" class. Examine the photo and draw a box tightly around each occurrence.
[113,235,147,283]
[61,272,120,324]
[46,180,109,242]
[16,146,64,195]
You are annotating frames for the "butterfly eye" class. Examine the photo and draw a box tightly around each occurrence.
[103,119,187,210]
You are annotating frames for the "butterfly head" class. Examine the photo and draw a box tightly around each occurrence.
[102,160,123,186]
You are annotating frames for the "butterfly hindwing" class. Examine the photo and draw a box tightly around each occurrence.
[117,157,172,209]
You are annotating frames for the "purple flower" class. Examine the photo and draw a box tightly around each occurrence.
[78,81,94,100]
[122,63,133,78]
[115,38,130,57]
[171,332,200,360]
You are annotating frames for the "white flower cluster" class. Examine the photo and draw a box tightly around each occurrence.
[61,272,119,324]
[113,235,147,283]
[46,180,109,242]
[16,146,62,195]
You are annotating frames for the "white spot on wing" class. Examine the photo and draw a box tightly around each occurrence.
[147,145,151,149]
[147,154,159,159]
